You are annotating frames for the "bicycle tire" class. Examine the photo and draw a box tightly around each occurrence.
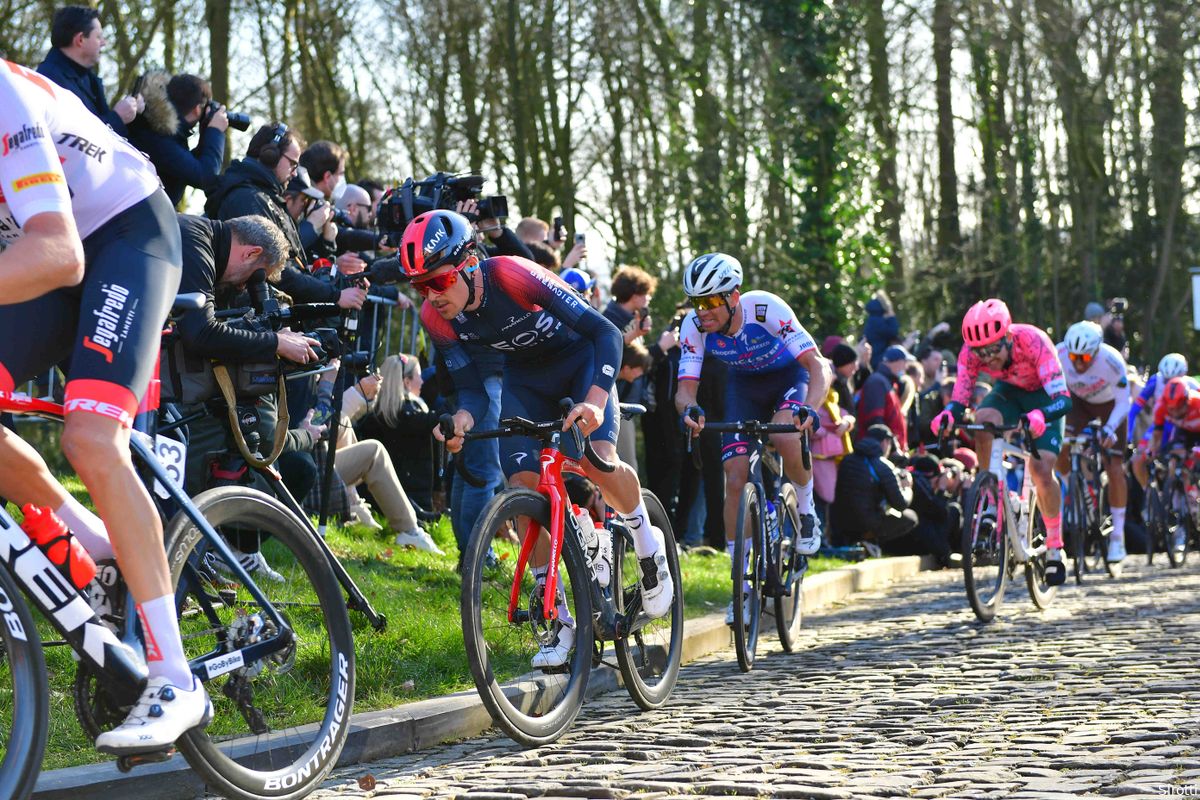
[1145,485,1164,565]
[1025,493,1059,609]
[1067,473,1086,585]
[0,565,48,800]
[164,487,355,800]
[614,490,683,711]
[732,482,763,672]
[961,471,1008,622]
[1164,483,1186,568]
[774,483,804,652]
[461,488,593,747]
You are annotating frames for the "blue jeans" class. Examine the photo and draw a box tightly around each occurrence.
[683,477,707,547]
[451,374,503,554]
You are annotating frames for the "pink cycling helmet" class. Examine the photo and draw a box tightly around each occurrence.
[961,299,1011,347]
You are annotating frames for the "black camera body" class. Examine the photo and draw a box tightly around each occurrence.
[378,172,508,245]
[1110,296,1128,315]
[203,100,251,132]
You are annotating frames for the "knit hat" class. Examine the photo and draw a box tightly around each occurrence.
[831,343,858,368]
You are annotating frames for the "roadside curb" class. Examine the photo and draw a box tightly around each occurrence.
[33,554,935,800]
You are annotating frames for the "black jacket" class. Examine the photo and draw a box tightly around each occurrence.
[831,437,912,535]
[128,115,225,206]
[356,401,438,509]
[204,158,339,304]
[36,48,126,136]
[176,214,278,362]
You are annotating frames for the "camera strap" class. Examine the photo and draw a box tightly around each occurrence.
[213,364,289,469]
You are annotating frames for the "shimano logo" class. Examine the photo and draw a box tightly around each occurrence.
[1,123,45,156]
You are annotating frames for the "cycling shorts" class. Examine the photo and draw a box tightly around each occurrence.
[0,189,181,426]
[499,343,620,478]
[721,360,808,462]
[978,381,1064,456]
[1065,396,1126,453]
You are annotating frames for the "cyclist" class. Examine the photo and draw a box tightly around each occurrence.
[931,299,1072,584]
[0,61,210,750]
[1054,321,1131,561]
[670,253,830,625]
[1148,377,1200,553]
[1130,353,1196,488]
[401,210,674,668]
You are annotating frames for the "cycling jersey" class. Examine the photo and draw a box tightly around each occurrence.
[952,323,1070,420]
[1154,389,1200,434]
[0,60,159,242]
[1055,341,1130,433]
[677,290,816,381]
[1130,373,1200,441]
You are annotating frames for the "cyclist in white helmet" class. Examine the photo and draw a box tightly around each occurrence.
[1130,352,1198,488]
[1054,321,1131,561]
[673,253,831,626]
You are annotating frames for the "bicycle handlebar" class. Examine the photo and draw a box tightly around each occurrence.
[939,418,1040,461]
[686,408,813,470]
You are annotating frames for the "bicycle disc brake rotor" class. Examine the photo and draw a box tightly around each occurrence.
[227,610,292,677]
[527,584,557,646]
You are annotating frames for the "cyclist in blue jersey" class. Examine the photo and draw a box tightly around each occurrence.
[1130,353,1192,489]
[671,253,831,625]
[401,210,674,668]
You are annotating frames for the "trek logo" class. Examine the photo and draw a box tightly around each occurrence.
[56,133,107,163]
[82,282,132,364]
[1,123,45,156]
[64,398,132,426]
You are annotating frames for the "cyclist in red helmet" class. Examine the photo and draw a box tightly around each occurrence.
[931,299,1072,582]
[1150,376,1200,456]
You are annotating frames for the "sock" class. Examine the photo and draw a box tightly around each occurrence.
[622,502,658,557]
[137,595,194,687]
[1043,513,1063,549]
[56,497,114,561]
[792,480,815,515]
[725,540,750,592]
[1110,506,1126,541]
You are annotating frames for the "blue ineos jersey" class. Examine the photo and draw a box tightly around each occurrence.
[420,255,622,420]
[677,290,816,381]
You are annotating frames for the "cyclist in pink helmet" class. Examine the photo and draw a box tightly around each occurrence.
[930,298,1073,584]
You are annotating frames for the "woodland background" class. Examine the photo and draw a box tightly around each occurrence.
[2,0,1195,362]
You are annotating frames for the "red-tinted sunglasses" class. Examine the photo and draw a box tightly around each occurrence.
[413,257,477,297]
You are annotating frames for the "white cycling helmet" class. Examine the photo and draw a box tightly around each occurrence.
[683,253,742,297]
[1063,320,1103,357]
[1159,352,1189,380]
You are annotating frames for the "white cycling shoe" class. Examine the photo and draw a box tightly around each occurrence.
[795,513,823,556]
[1107,535,1127,563]
[638,526,674,619]
[95,675,213,754]
[531,623,576,670]
[725,596,752,628]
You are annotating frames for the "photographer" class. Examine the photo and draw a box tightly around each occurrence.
[334,183,384,255]
[127,73,228,206]
[1104,297,1128,356]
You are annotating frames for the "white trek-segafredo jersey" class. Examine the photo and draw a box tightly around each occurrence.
[0,59,158,243]
[1055,340,1131,431]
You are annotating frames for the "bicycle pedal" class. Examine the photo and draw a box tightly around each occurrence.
[116,747,176,772]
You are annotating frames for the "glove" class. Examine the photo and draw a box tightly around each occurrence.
[931,408,955,436]
[1023,408,1047,439]
[1101,425,1117,449]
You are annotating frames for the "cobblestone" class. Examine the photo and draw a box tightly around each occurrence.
[299,560,1200,799]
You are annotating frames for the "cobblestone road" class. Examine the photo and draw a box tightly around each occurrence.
[304,560,1200,799]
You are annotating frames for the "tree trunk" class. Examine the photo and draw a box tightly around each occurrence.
[865,0,904,284]
[932,0,962,264]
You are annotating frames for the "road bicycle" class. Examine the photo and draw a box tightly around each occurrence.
[1061,422,1118,583]
[452,400,684,746]
[0,297,355,800]
[951,420,1058,622]
[691,415,809,672]
[1144,450,1197,567]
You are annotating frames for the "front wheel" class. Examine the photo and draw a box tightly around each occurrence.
[164,487,355,800]
[0,566,48,800]
[461,488,593,747]
[1025,493,1059,610]
[1066,473,1087,585]
[732,483,763,671]
[961,471,1009,623]
[614,490,683,711]
[773,484,805,652]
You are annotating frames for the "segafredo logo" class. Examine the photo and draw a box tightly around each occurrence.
[1,123,45,156]
[82,282,132,364]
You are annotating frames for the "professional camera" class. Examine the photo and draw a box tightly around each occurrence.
[202,100,251,131]
[377,172,508,245]
[331,207,354,228]
[1110,296,1128,316]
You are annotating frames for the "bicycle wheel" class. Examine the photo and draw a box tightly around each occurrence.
[164,487,355,800]
[732,482,763,672]
[461,488,593,747]
[1164,484,1186,568]
[773,483,804,652]
[1066,473,1087,585]
[614,490,683,710]
[1025,494,1059,609]
[961,471,1008,622]
[0,566,48,800]
[1145,485,1164,565]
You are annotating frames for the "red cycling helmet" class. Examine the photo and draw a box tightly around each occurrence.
[961,299,1012,347]
[1163,376,1194,414]
[399,210,476,278]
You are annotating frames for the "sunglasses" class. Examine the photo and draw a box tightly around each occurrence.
[972,341,1006,360]
[690,293,729,311]
[413,257,477,297]
[1068,352,1094,367]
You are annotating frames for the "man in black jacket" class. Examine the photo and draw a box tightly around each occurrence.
[37,6,141,135]
[127,73,227,206]
[831,424,917,547]
[205,124,366,309]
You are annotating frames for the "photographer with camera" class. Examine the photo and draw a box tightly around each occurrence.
[334,183,385,255]
[1105,297,1129,357]
[127,73,234,206]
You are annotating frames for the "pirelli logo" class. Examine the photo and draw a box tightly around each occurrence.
[14,172,63,191]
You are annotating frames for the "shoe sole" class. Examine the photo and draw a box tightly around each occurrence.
[95,700,213,756]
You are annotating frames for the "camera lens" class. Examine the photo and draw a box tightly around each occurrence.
[227,112,251,132]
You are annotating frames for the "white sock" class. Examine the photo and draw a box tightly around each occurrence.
[622,502,658,557]
[1111,506,1126,541]
[793,480,815,515]
[137,595,194,687]
[56,497,114,561]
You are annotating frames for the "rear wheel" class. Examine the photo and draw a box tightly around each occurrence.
[961,472,1009,623]
[773,484,805,652]
[0,566,48,800]
[1066,473,1087,585]
[732,483,763,671]
[1145,485,1164,565]
[1164,483,1187,568]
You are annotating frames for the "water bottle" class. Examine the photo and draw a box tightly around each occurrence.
[21,504,97,590]
[765,501,780,549]
[573,505,609,588]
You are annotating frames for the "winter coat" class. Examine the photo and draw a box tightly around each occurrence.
[831,437,911,536]
[856,364,908,450]
[126,71,225,205]
[863,298,900,369]
[36,48,127,136]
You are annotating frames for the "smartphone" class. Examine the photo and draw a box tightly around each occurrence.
[574,233,586,246]
[130,74,145,98]
[552,216,566,243]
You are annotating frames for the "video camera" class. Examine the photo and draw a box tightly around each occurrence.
[201,100,251,132]
[377,172,508,246]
